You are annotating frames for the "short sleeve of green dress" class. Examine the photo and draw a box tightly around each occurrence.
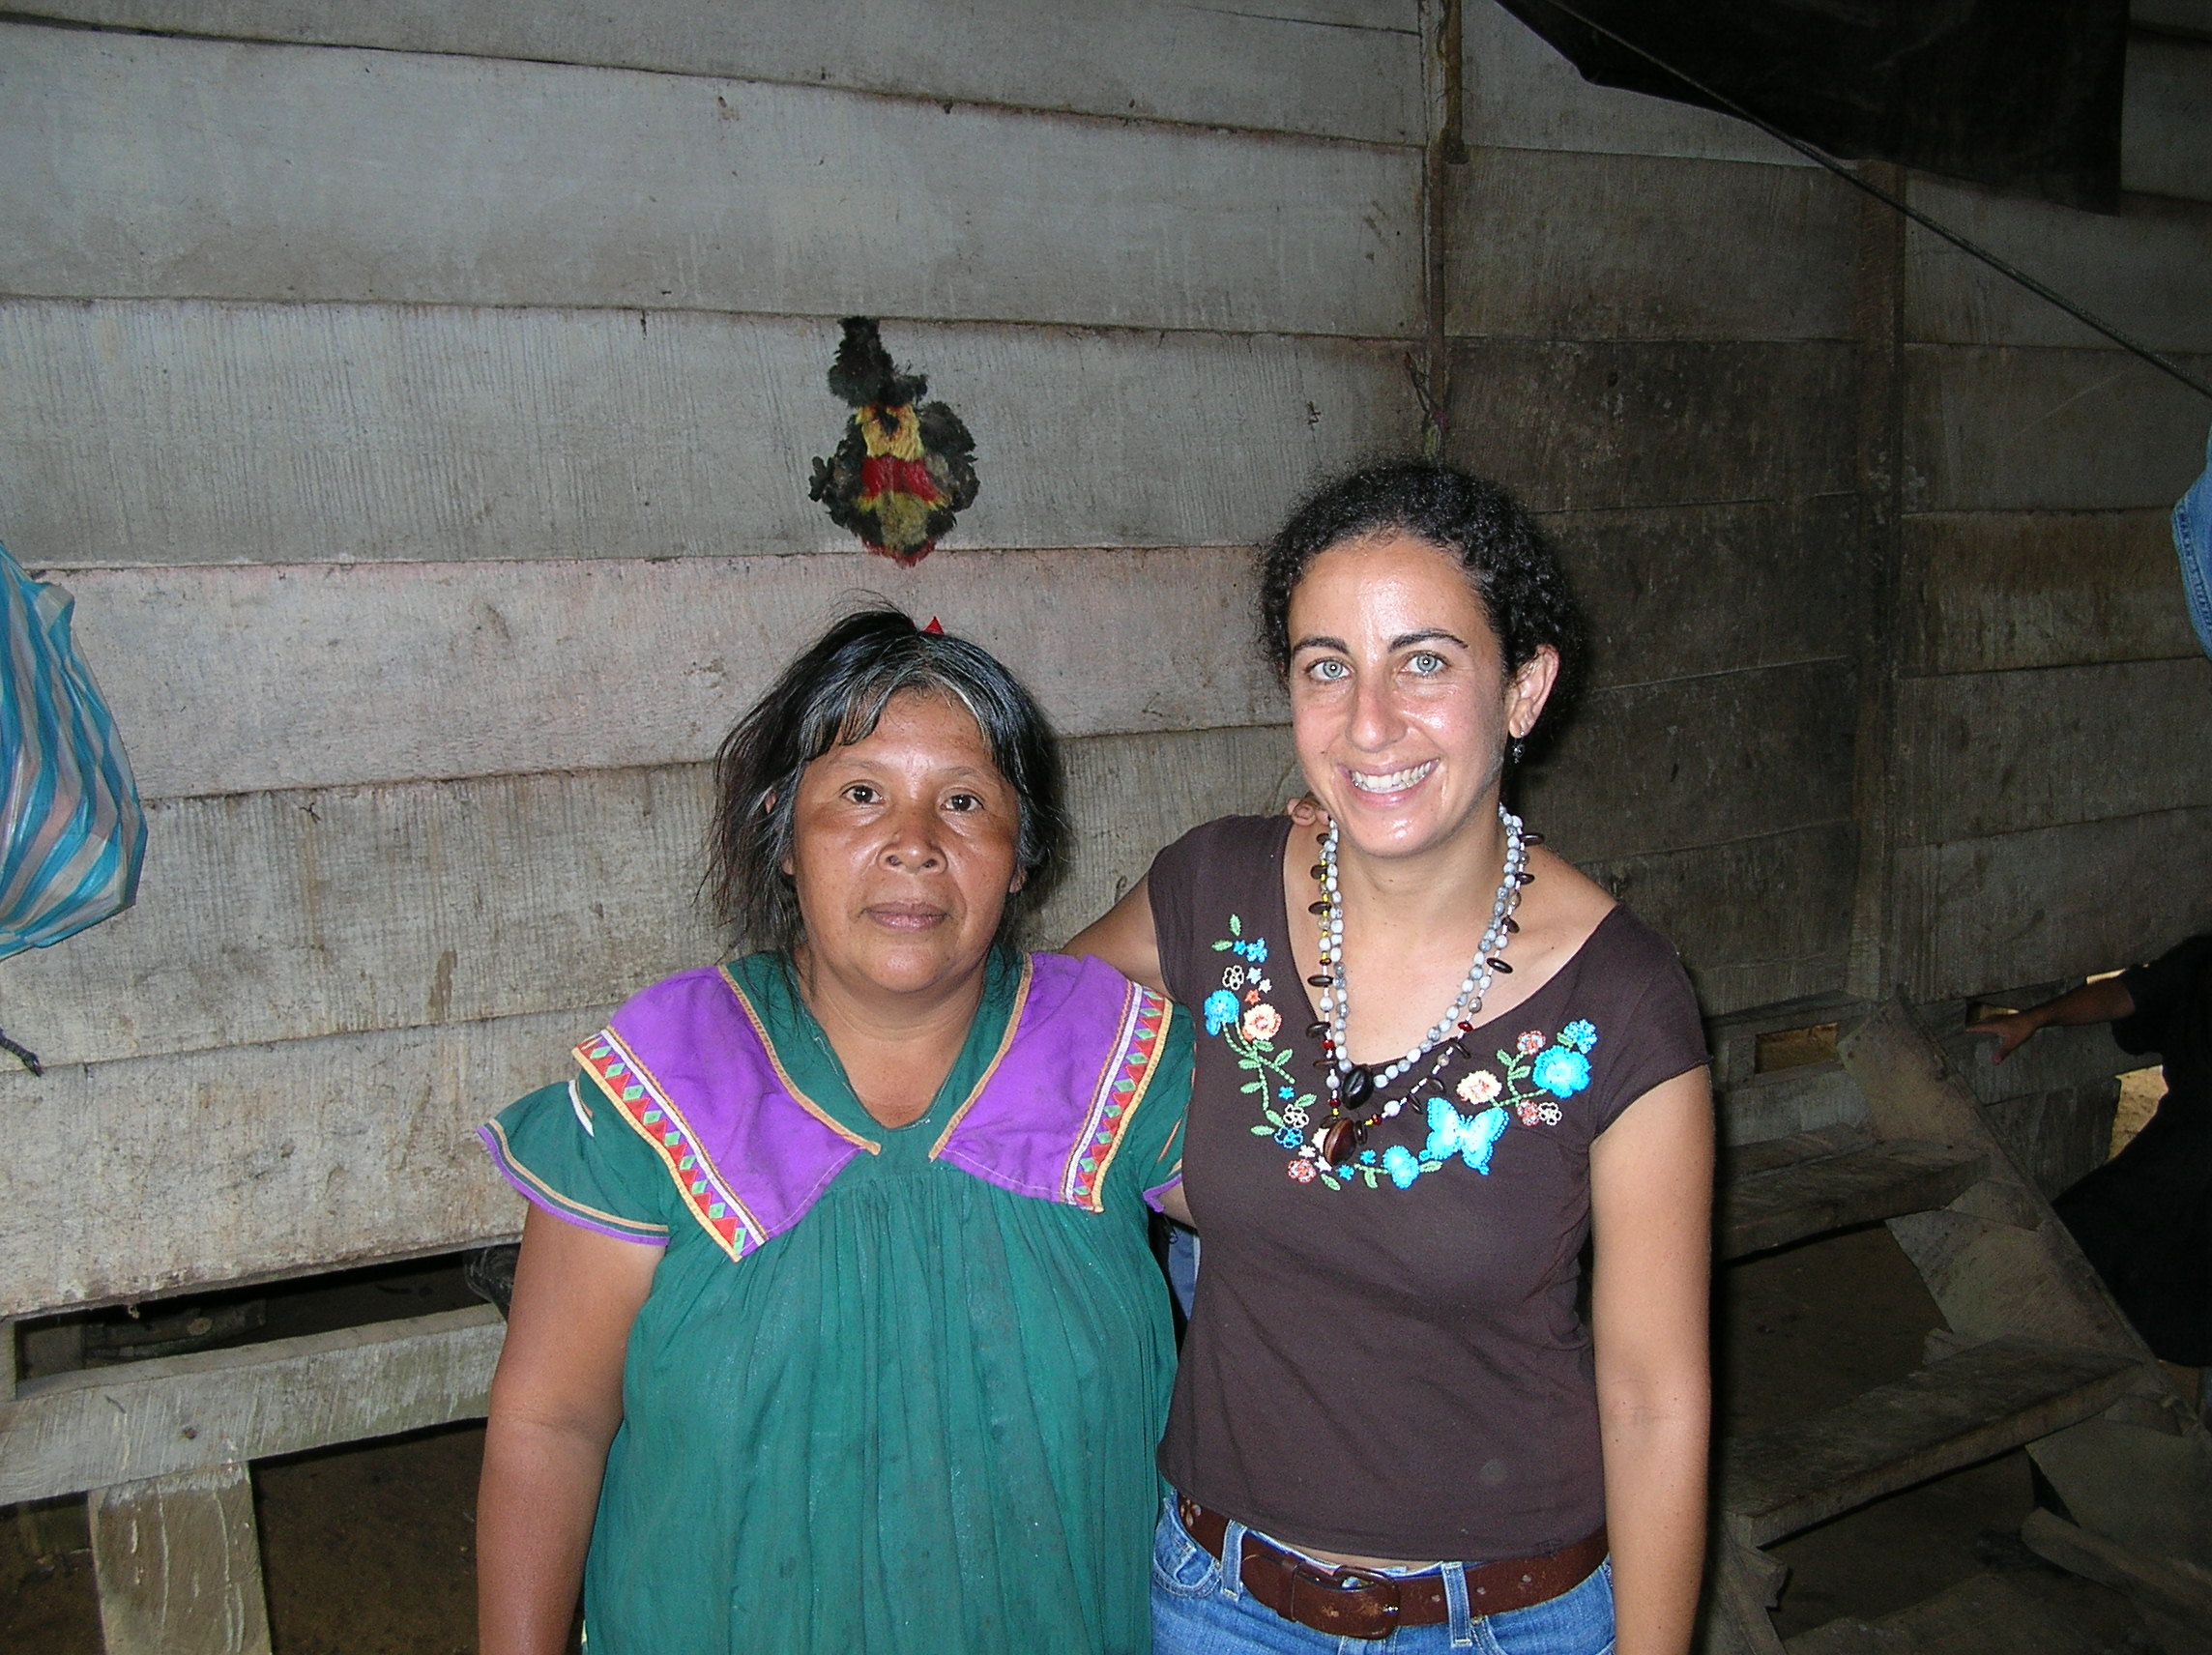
[481,1075,675,1247]
[480,948,1191,1655]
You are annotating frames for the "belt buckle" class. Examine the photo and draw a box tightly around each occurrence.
[1292,1560,1402,1640]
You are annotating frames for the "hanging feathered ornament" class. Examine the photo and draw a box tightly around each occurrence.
[808,317,979,566]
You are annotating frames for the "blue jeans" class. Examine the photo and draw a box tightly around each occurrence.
[1152,1497,1615,1654]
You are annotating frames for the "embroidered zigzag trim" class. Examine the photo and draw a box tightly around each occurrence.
[574,1028,764,1260]
[1061,983,1170,1212]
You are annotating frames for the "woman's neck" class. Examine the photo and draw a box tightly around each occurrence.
[793,946,990,1128]
[1333,800,1510,938]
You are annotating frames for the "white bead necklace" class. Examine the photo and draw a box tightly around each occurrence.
[1311,803,1528,1161]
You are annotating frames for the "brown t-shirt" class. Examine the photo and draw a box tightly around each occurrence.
[1150,815,1708,1560]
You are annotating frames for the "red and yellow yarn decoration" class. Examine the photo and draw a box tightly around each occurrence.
[574,1030,763,1260]
[1062,985,1171,1212]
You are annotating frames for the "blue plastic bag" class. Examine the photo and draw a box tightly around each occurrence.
[2178,424,2212,663]
[1,542,145,986]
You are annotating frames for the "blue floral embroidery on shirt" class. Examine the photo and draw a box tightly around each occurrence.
[1200,915,1601,1193]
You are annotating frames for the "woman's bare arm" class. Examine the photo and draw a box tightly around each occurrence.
[1588,1067,1715,1655]
[1066,880,1194,1224]
[478,1205,659,1655]
[1062,876,1166,996]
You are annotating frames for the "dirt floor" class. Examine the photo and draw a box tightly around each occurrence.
[2,1221,2177,1653]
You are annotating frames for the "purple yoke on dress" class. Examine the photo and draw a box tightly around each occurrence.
[487,952,1177,1262]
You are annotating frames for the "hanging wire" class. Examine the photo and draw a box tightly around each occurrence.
[1531,1,2212,403]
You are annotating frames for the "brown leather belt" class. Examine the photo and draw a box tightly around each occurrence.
[1176,1494,1606,1641]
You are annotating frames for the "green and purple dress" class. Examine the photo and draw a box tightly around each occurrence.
[480,947,1189,1654]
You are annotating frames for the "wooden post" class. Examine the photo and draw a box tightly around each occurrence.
[88,1464,274,1655]
[1843,160,1908,1002]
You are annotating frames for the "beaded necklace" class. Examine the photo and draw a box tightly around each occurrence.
[1307,803,1534,1166]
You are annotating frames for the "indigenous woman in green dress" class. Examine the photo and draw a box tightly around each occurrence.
[474,610,1191,1655]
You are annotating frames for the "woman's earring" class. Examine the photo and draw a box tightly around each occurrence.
[1509,736,1528,767]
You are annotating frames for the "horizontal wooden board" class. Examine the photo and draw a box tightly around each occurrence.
[1461,2,1808,168]
[1892,656,2212,843]
[1718,1070,1867,1147]
[1904,344,2212,513]
[2124,35,2212,201]
[1446,147,1857,341]
[0,727,1297,1067]
[1717,1138,1985,1260]
[1518,658,1858,864]
[0,302,1415,569]
[1787,1571,2106,1655]
[1889,806,2212,1002]
[0,1005,574,1317]
[4,0,1421,145]
[1716,1327,2132,1549]
[57,549,1291,798]
[1581,822,1856,1016]
[1552,498,1858,688]
[0,23,1419,334]
[1448,339,1859,512]
[1905,179,2212,352]
[1720,1337,2139,1547]
[1901,510,2201,675]
[1,1308,504,1504]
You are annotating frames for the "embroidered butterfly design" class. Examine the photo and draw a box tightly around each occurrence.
[1424,1096,1510,1175]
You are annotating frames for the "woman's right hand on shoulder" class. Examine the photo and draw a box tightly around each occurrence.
[478,1206,658,1655]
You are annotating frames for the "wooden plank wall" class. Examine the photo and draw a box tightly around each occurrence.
[2,0,2204,1315]
[0,2,1415,1316]
[1451,1,2212,1016]
[1882,4,2212,1002]
[1449,2,1861,1017]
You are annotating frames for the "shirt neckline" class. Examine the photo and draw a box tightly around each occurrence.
[727,948,1023,1144]
[1265,813,1623,1051]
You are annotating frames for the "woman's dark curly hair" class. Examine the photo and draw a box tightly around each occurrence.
[1258,460,1584,723]
[705,608,1067,954]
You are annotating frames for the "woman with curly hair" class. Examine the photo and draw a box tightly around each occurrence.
[1073,460,1714,1655]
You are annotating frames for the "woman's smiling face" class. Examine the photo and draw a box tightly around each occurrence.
[1286,532,1556,862]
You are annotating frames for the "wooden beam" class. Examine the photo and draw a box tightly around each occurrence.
[1886,807,2212,1002]
[1447,147,1858,342]
[2124,35,2212,203]
[1517,659,1857,865]
[1906,176,2212,351]
[2020,1509,2212,1655]
[0,302,1417,571]
[88,1464,273,1655]
[1579,822,1856,1017]
[0,22,1419,333]
[1891,656,2212,845]
[1549,498,1858,690]
[1786,1570,2107,1655]
[0,726,1296,1068]
[6,0,1423,145]
[1904,343,2212,512]
[2,1308,504,1504]
[1900,510,2198,677]
[56,550,1288,799]
[1447,338,1858,513]
[1719,1335,2139,1547]
[1718,1138,1984,1261]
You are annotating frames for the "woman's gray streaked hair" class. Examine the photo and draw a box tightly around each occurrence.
[705,607,1067,954]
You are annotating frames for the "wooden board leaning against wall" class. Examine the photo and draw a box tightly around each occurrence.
[0,4,1422,1319]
